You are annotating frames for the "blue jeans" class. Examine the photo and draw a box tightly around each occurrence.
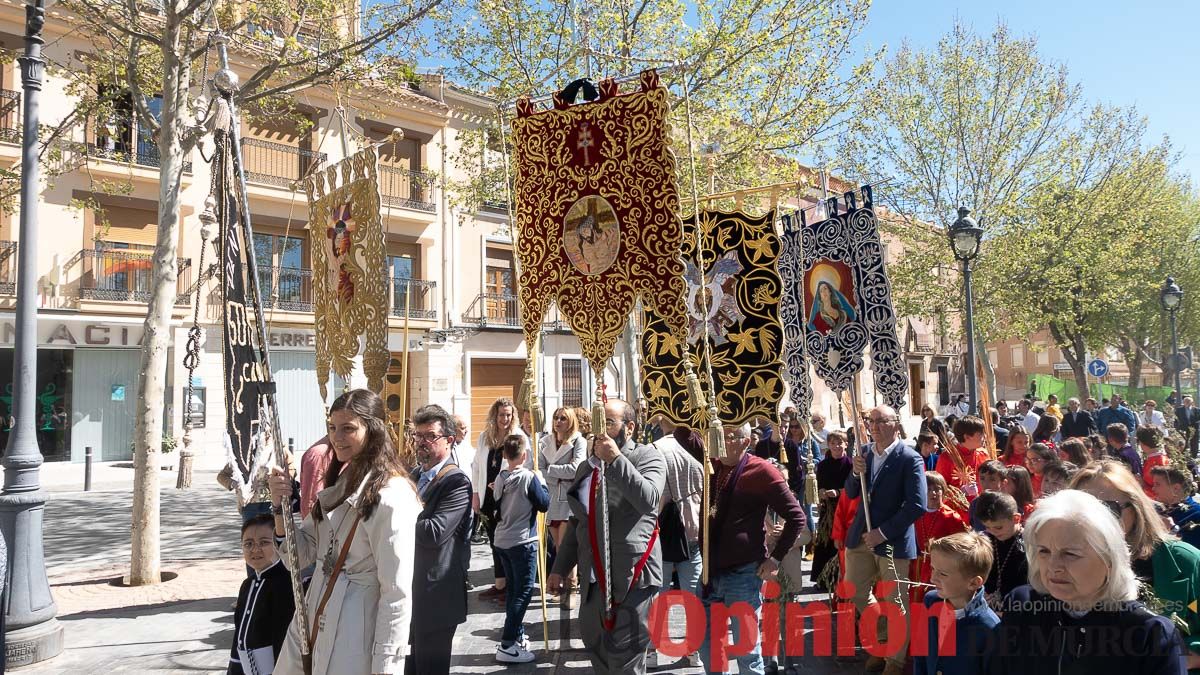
[700,562,765,675]
[497,542,537,647]
[662,541,703,598]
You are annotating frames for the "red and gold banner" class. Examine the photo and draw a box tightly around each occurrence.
[510,70,689,377]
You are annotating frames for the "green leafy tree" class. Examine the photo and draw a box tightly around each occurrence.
[835,20,1195,400]
[433,0,879,204]
[57,0,444,585]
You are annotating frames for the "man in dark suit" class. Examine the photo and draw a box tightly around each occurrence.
[1176,396,1200,456]
[408,404,473,675]
[989,407,1010,453]
[1060,396,1096,439]
[844,405,927,675]
[547,399,666,674]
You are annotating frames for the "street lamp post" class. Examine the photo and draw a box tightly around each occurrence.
[0,0,64,668]
[949,207,984,416]
[1161,276,1185,400]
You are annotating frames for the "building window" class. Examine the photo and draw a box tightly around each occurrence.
[1035,345,1050,366]
[253,233,305,306]
[1010,345,1024,368]
[988,349,999,368]
[561,358,584,408]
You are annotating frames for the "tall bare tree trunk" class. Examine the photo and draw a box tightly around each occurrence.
[130,22,190,587]
[1127,346,1144,391]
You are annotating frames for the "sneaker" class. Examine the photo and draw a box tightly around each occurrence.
[496,643,536,663]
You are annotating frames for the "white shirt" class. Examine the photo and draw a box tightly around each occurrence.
[1022,411,1040,435]
[1140,409,1168,435]
[868,438,905,485]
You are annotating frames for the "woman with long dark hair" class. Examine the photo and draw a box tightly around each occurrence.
[268,388,420,674]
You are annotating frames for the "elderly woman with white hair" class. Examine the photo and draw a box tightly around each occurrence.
[987,489,1187,674]
[1072,460,1200,669]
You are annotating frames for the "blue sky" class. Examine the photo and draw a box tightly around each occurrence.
[858,0,1200,185]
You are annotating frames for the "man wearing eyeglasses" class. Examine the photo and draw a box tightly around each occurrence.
[408,404,473,675]
[844,405,927,675]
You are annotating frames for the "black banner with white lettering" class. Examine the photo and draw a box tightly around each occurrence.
[218,138,269,482]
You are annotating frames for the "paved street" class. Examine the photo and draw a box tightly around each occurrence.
[21,471,864,673]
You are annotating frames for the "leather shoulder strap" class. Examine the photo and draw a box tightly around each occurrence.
[308,513,362,652]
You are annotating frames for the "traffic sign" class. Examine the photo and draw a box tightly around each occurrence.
[1087,359,1109,378]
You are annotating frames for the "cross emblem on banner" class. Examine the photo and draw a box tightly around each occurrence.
[577,122,595,166]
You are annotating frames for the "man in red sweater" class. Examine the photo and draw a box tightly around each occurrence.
[700,422,806,674]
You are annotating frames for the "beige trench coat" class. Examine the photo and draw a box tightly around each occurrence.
[275,472,418,675]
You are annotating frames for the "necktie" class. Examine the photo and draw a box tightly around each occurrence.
[417,471,432,496]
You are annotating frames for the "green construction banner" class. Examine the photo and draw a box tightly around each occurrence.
[1030,373,1175,408]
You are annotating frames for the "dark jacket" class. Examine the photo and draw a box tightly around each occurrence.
[844,438,927,559]
[1167,497,1200,551]
[1061,410,1097,438]
[411,465,472,634]
[228,559,295,675]
[1176,406,1200,433]
[914,587,999,675]
[992,425,1010,453]
[988,585,1187,675]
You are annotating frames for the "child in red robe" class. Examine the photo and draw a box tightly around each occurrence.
[1137,427,1169,498]
[910,471,968,605]
[935,416,991,499]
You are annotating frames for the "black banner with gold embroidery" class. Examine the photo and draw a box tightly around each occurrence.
[218,137,270,483]
[640,209,785,429]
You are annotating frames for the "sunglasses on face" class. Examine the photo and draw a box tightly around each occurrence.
[1103,500,1131,518]
[554,415,569,421]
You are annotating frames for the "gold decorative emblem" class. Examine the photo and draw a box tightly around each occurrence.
[305,147,389,400]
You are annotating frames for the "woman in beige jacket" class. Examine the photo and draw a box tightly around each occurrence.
[269,389,419,675]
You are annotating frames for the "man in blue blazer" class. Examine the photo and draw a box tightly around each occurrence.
[844,405,927,675]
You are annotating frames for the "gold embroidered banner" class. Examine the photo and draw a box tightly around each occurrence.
[510,70,689,379]
[641,208,786,429]
[305,147,389,401]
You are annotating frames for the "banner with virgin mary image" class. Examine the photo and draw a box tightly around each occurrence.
[305,147,389,401]
[510,70,691,380]
[640,208,786,429]
[794,187,908,410]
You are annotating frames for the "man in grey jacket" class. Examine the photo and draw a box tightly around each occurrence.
[547,399,667,675]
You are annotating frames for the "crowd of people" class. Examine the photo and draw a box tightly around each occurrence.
[216,387,1200,675]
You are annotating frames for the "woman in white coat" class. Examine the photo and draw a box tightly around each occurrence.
[268,389,420,675]
[538,407,586,596]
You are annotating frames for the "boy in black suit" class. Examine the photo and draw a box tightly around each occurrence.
[228,514,294,675]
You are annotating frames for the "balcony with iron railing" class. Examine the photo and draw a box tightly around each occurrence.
[388,277,436,320]
[86,125,192,173]
[463,292,567,330]
[257,266,314,312]
[240,137,326,188]
[79,249,192,305]
[379,165,436,212]
[0,90,19,144]
[254,266,438,320]
[0,241,16,295]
